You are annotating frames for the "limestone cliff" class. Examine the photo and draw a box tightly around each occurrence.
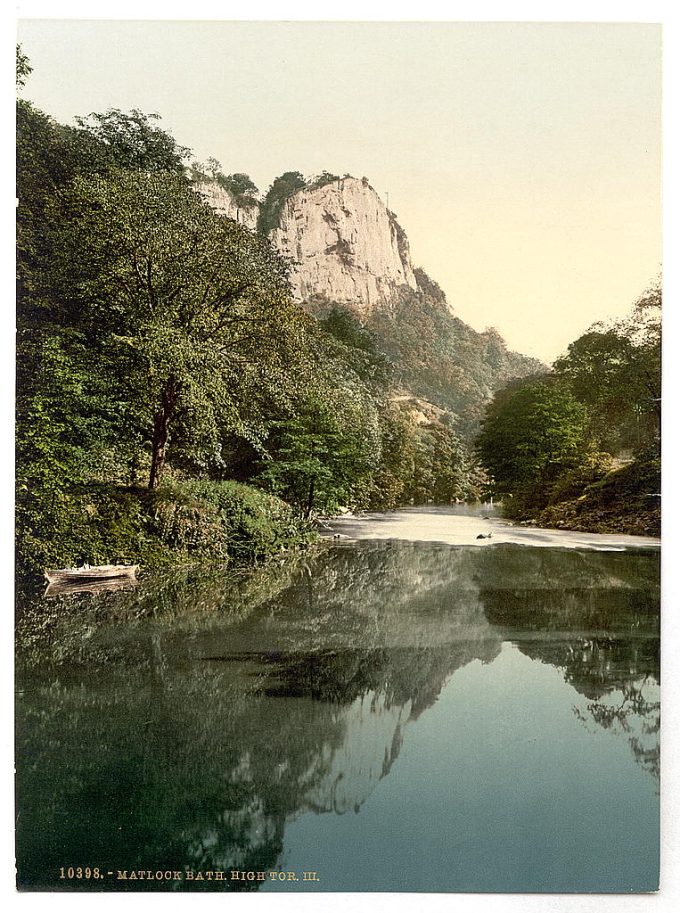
[195,169,543,440]
[269,177,418,314]
[194,180,259,231]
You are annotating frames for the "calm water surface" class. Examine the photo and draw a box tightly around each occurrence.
[16,529,660,893]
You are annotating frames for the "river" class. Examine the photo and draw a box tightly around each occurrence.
[15,508,660,893]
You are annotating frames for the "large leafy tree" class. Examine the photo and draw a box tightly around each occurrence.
[553,282,661,456]
[476,376,589,506]
[73,108,191,175]
[258,383,381,517]
[51,170,305,487]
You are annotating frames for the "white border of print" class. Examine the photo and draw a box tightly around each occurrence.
[2,4,678,913]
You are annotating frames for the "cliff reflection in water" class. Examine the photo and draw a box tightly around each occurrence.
[15,542,659,890]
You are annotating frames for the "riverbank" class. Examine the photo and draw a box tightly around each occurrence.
[321,504,660,551]
[530,459,660,538]
[16,479,317,582]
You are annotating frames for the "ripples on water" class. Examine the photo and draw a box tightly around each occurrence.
[15,537,660,892]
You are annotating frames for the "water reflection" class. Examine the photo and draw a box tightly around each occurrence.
[15,541,659,891]
[473,545,660,785]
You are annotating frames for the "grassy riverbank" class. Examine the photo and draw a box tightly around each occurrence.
[529,460,660,537]
[16,479,316,582]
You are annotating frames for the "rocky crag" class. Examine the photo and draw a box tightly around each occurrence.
[194,180,259,231]
[196,172,543,441]
[270,176,418,313]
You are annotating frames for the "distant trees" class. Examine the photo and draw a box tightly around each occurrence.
[257,171,306,234]
[192,158,260,207]
[365,268,544,443]
[216,171,259,201]
[553,281,661,457]
[476,280,661,520]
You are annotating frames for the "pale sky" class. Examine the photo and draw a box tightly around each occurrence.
[16,19,662,362]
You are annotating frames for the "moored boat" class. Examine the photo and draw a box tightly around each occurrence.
[44,564,139,585]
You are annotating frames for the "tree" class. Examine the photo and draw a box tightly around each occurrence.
[258,171,306,234]
[216,172,259,200]
[616,280,661,453]
[318,308,392,389]
[74,108,191,174]
[554,280,661,456]
[258,386,381,517]
[16,44,32,89]
[205,156,222,179]
[476,376,589,510]
[51,170,305,488]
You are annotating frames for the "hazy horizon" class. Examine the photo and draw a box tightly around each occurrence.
[17,19,662,363]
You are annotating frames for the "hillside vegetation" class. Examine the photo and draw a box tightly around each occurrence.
[17,51,538,578]
[476,288,661,535]
[16,45,659,581]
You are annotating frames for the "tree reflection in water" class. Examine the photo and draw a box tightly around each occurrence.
[15,541,659,890]
[473,545,660,786]
[574,674,660,785]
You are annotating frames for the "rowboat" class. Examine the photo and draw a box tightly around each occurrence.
[44,564,139,585]
[44,577,139,598]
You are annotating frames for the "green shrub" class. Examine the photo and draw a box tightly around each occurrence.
[16,479,316,583]
[548,452,615,505]
[16,484,147,579]
[149,479,315,562]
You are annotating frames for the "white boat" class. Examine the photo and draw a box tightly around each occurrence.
[44,564,139,585]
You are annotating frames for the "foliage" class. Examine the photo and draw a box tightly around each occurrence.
[16,44,32,89]
[16,479,315,581]
[547,452,615,505]
[553,281,661,458]
[147,480,315,561]
[50,169,305,487]
[73,108,192,174]
[408,422,472,504]
[535,459,660,537]
[17,100,84,298]
[318,308,392,389]
[476,376,589,514]
[16,72,319,574]
[17,48,662,580]
[306,171,341,190]
[215,172,260,205]
[365,269,545,442]
[192,159,260,207]
[477,280,661,527]
[257,170,306,235]
[257,393,380,516]
[16,484,148,581]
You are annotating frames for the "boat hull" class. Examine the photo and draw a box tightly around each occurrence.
[44,565,139,585]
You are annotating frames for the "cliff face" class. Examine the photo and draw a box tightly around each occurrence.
[195,180,259,231]
[196,170,543,440]
[269,177,418,314]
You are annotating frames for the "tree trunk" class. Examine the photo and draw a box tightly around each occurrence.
[306,477,316,519]
[148,374,181,489]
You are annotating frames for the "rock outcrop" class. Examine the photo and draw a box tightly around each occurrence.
[194,180,260,232]
[195,169,543,440]
[269,177,418,315]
